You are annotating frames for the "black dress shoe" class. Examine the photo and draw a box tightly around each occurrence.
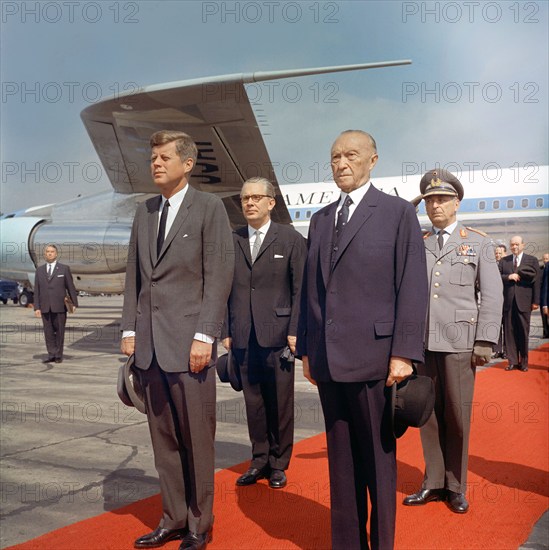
[134,526,187,548]
[43,357,55,363]
[505,364,517,371]
[54,358,62,363]
[179,526,212,550]
[519,365,528,372]
[236,467,268,486]
[446,491,469,513]
[269,469,287,489]
[403,488,446,506]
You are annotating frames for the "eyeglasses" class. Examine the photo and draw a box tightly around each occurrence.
[240,194,273,204]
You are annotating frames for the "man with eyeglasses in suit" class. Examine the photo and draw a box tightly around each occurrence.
[222,177,306,490]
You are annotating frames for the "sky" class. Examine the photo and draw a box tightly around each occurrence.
[1,0,548,214]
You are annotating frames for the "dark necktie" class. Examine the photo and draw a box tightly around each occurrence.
[513,255,518,270]
[47,264,52,277]
[157,200,170,257]
[335,196,353,240]
[437,230,445,251]
[251,230,262,263]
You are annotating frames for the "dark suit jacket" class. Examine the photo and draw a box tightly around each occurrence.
[297,185,428,382]
[499,253,541,312]
[34,262,78,313]
[121,186,234,372]
[541,263,549,309]
[226,222,306,348]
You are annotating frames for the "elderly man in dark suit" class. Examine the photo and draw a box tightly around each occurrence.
[34,243,78,363]
[500,235,540,372]
[222,177,306,490]
[121,130,234,550]
[296,130,428,550]
[403,170,503,514]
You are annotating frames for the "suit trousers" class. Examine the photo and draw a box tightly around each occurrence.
[140,355,216,534]
[41,311,67,359]
[418,350,475,493]
[234,329,294,471]
[503,300,531,366]
[318,379,396,550]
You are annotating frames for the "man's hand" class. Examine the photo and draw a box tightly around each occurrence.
[34,309,41,318]
[532,304,539,311]
[471,340,492,366]
[508,273,520,282]
[121,336,135,356]
[386,356,413,387]
[302,356,317,386]
[287,335,297,354]
[189,340,212,373]
[543,306,548,317]
[221,337,232,351]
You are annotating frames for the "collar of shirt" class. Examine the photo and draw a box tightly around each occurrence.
[514,252,524,264]
[47,261,57,272]
[248,220,271,249]
[335,181,371,224]
[432,220,458,245]
[159,185,188,233]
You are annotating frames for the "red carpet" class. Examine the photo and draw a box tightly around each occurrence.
[7,346,548,550]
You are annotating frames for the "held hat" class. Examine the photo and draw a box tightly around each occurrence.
[391,374,435,439]
[420,169,464,201]
[517,264,537,283]
[116,354,146,414]
[215,350,242,392]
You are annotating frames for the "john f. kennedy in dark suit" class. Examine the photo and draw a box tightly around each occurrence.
[499,235,540,371]
[223,177,306,490]
[34,243,78,363]
[297,130,428,550]
[121,131,234,550]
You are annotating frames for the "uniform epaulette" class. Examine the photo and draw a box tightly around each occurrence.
[465,226,488,237]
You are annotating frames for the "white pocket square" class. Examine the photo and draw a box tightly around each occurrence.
[274,254,284,259]
[183,234,188,238]
[57,274,64,277]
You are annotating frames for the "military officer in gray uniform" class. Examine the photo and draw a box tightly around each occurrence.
[403,169,503,514]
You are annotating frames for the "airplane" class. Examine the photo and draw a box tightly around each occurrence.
[1,61,547,306]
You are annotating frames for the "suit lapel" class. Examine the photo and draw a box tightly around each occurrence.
[236,227,252,267]
[318,202,338,285]
[330,185,379,272]
[148,195,162,267]
[255,223,278,263]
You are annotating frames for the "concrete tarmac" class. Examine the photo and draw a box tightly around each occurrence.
[0,296,547,549]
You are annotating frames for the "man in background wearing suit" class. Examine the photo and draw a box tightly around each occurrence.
[540,253,549,338]
[34,244,78,363]
[500,235,540,372]
[297,130,428,550]
[223,177,306,490]
[121,131,234,550]
[403,170,503,515]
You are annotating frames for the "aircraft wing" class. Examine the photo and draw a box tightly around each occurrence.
[80,60,411,226]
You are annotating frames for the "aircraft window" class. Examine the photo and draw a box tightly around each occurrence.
[306,211,312,219]
[493,200,500,209]
[295,211,300,219]
[479,201,486,210]
[536,198,544,207]
[507,199,514,208]
[521,198,529,208]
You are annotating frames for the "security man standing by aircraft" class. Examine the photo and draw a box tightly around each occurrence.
[403,169,503,514]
